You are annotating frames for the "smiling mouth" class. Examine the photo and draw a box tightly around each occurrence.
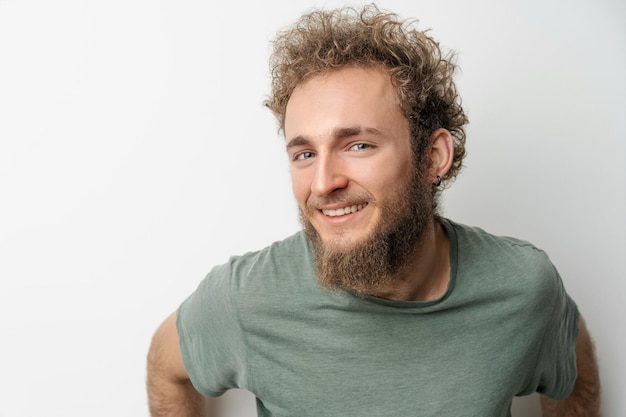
[321,203,367,217]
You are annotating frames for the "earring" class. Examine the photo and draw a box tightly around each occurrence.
[434,175,442,187]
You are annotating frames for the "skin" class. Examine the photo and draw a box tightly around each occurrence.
[147,312,207,417]
[146,65,600,416]
[541,318,602,416]
[285,65,453,301]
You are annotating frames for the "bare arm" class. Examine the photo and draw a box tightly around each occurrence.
[147,312,207,417]
[540,317,601,417]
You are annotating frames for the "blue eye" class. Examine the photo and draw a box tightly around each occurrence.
[296,151,314,160]
[351,143,370,151]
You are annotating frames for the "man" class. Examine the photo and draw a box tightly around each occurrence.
[147,5,600,416]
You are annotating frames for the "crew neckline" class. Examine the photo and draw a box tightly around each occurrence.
[357,218,459,309]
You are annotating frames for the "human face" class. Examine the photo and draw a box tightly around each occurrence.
[285,66,415,251]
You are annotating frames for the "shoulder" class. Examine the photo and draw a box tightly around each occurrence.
[444,218,562,302]
[180,231,315,321]
[446,218,554,269]
[204,231,315,295]
[225,231,313,276]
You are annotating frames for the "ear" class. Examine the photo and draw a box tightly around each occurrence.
[427,128,454,183]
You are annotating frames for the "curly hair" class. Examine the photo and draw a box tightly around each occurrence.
[264,4,468,187]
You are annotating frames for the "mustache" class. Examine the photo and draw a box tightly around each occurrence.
[306,191,375,211]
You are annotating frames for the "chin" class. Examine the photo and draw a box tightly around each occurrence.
[313,223,373,248]
[300,209,378,253]
[323,235,368,252]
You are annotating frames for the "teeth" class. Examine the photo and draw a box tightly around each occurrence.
[322,203,366,217]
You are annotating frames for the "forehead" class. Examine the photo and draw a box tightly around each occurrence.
[284,66,405,139]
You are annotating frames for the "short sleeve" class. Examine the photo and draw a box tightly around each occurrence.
[520,265,580,399]
[176,261,248,397]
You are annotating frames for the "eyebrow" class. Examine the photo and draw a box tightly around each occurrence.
[286,136,311,149]
[286,126,382,149]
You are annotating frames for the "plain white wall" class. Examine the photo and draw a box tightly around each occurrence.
[0,0,623,416]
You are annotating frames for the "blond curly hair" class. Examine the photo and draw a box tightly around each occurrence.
[264,4,468,186]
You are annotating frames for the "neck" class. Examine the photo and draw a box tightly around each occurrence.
[368,219,450,302]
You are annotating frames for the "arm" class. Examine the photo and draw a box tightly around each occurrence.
[147,312,207,417]
[540,317,601,417]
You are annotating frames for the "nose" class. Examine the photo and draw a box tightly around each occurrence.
[310,153,349,197]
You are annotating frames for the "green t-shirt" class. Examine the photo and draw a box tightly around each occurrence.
[177,219,579,417]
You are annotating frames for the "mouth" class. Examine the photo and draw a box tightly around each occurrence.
[321,203,368,217]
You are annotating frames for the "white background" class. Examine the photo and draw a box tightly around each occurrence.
[0,0,624,416]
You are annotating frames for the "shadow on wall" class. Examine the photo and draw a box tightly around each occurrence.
[206,389,544,416]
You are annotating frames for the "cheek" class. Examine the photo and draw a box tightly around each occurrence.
[368,158,411,189]
[290,171,310,207]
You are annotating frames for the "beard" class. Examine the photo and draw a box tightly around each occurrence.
[301,165,434,297]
